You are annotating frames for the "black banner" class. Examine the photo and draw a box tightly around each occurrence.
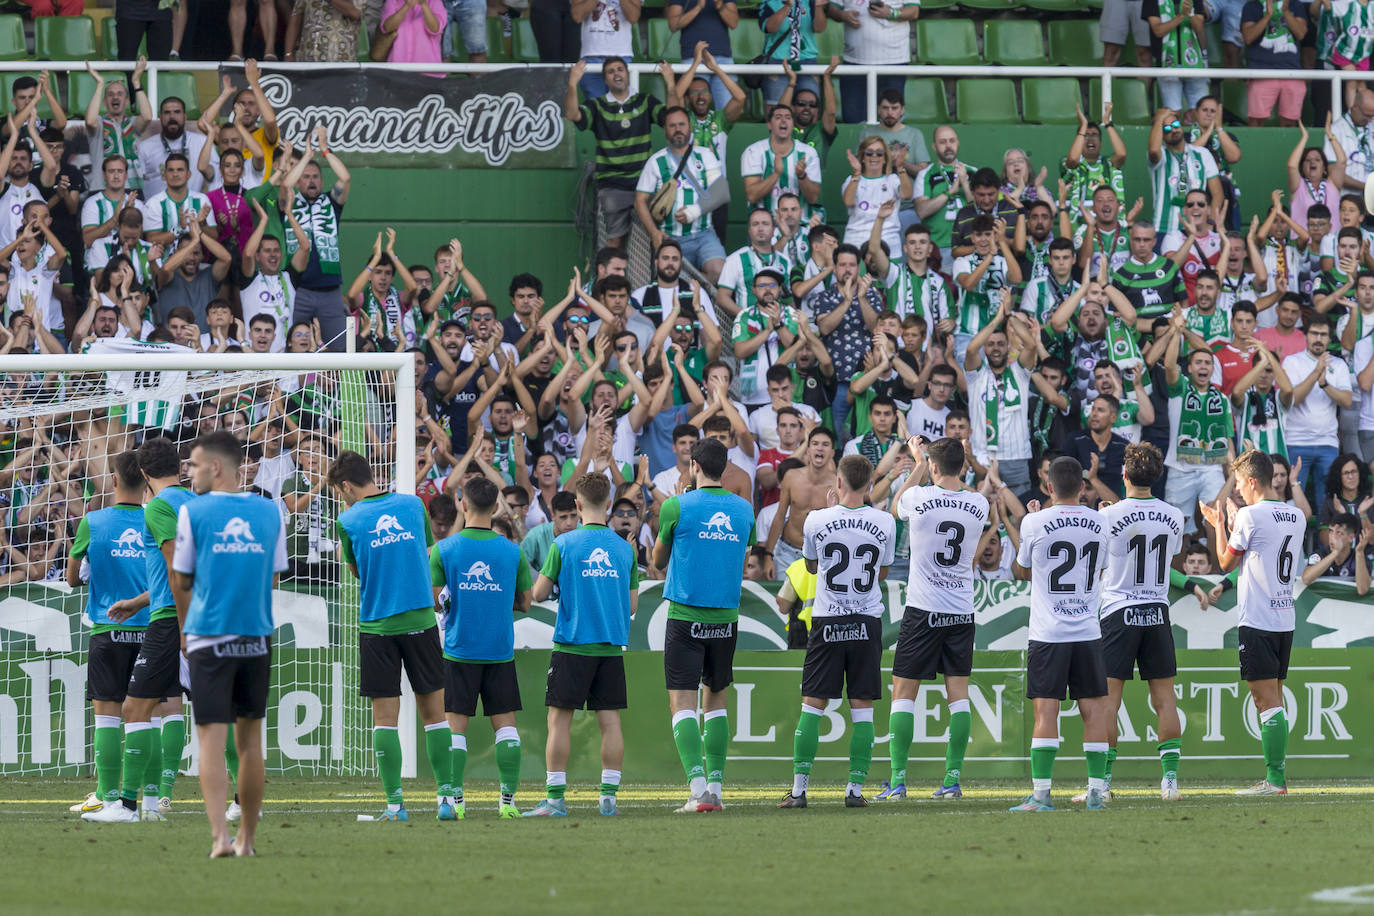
[236,67,574,169]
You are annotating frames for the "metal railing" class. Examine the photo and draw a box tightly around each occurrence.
[0,59,1348,125]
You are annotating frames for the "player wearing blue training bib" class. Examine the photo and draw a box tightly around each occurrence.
[330,450,452,824]
[652,437,755,815]
[430,477,532,820]
[529,474,638,818]
[170,431,285,859]
[70,451,150,820]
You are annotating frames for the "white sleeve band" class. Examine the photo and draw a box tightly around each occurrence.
[681,204,702,222]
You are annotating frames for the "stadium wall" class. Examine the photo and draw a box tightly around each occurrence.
[4,578,1369,783]
[337,125,1300,304]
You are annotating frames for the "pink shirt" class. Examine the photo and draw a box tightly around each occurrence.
[1256,325,1304,361]
[1292,175,1338,237]
[381,0,446,74]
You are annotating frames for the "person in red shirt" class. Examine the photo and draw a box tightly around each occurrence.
[756,406,806,507]
[1255,293,1306,361]
[1212,301,1261,395]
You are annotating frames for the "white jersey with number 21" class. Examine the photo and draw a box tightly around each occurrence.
[1016,504,1107,643]
[1227,500,1305,633]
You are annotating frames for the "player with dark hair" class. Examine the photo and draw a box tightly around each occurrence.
[652,437,757,813]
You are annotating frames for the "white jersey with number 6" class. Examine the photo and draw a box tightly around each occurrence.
[897,484,989,615]
[1016,505,1107,643]
[1227,500,1305,632]
[803,505,896,618]
[1099,497,1185,618]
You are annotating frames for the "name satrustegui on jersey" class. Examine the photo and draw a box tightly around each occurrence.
[1227,500,1306,633]
[1099,497,1185,619]
[897,485,989,615]
[803,505,896,618]
[1016,504,1107,643]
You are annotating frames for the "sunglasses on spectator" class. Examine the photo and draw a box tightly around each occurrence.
[863,150,885,158]
[617,342,639,351]
[673,323,697,332]
[754,281,780,290]
[567,315,590,324]
[793,99,818,108]
[1186,200,1208,208]
[1165,120,1182,131]
[613,508,639,518]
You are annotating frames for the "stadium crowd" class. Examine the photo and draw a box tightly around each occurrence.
[2,39,1374,613]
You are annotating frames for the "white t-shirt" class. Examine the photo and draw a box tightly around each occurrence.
[967,360,1032,463]
[1098,497,1185,618]
[1016,504,1107,643]
[572,413,638,469]
[747,401,820,450]
[897,484,989,615]
[1227,500,1305,632]
[0,179,44,250]
[802,504,896,618]
[1281,349,1352,447]
[81,193,145,246]
[240,270,296,353]
[975,534,1015,580]
[1355,337,1374,431]
[906,398,951,440]
[841,173,904,252]
[835,0,917,63]
[580,0,633,57]
[137,130,215,198]
[652,465,683,495]
[142,190,216,237]
[6,247,61,331]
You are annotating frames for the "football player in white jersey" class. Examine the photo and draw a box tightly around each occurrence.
[878,436,994,802]
[1079,443,1186,803]
[1011,456,1113,812]
[1200,450,1305,797]
[779,455,895,810]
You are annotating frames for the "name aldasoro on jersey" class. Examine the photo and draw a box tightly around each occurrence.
[110,527,146,559]
[698,511,742,542]
[582,547,620,578]
[368,513,416,549]
[212,517,266,554]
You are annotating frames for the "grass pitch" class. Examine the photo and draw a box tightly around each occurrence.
[5,777,1374,916]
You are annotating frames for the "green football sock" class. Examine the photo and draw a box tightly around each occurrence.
[119,724,154,803]
[159,715,185,799]
[424,723,451,797]
[888,701,915,786]
[142,720,162,800]
[1261,709,1287,786]
[600,769,621,798]
[495,727,522,801]
[1158,737,1181,779]
[848,714,875,786]
[792,707,821,776]
[450,734,467,799]
[94,719,122,802]
[546,771,566,800]
[224,723,239,787]
[1030,738,1057,794]
[1105,746,1118,786]
[374,726,403,806]
[703,712,729,787]
[944,702,971,788]
[671,712,705,783]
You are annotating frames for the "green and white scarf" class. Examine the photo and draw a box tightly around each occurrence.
[983,367,1021,450]
[1157,0,1205,68]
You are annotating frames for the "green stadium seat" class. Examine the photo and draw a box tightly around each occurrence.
[1047,18,1102,67]
[632,21,647,60]
[959,0,1014,11]
[1025,0,1082,10]
[68,70,102,116]
[732,18,766,62]
[1022,78,1082,124]
[35,15,98,60]
[1220,80,1249,122]
[816,22,845,61]
[1,74,52,118]
[1089,78,1152,125]
[648,18,677,60]
[956,78,1017,123]
[916,19,978,66]
[904,77,948,123]
[914,0,957,9]
[512,16,540,62]
[984,20,1045,66]
[0,15,26,62]
[154,71,201,119]
[356,23,369,60]
[485,17,511,61]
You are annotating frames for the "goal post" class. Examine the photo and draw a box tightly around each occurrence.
[0,350,416,778]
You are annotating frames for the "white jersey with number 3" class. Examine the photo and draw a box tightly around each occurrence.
[1099,497,1185,617]
[1016,505,1107,643]
[897,484,989,615]
[803,505,896,618]
[1227,500,1305,632]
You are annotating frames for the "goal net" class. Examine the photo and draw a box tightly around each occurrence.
[0,346,415,779]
